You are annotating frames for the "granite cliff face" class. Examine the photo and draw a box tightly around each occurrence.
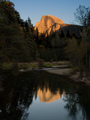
[35,15,82,36]
[35,15,64,35]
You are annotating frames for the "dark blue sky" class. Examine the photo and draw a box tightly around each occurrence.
[12,0,90,26]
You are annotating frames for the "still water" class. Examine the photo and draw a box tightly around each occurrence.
[0,70,90,120]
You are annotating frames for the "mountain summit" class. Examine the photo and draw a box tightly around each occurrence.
[35,15,82,36]
[35,15,64,35]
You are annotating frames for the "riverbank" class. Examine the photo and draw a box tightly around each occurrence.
[1,61,69,70]
[46,68,90,87]
[1,61,90,86]
[46,68,71,76]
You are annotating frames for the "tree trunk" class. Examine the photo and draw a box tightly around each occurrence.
[79,60,83,79]
[89,52,90,70]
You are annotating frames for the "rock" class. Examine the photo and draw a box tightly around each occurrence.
[35,15,64,35]
[85,80,90,86]
[35,15,82,37]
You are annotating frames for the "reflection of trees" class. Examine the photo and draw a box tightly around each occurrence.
[33,71,90,120]
[78,87,90,120]
[63,93,79,120]
[0,70,90,120]
[33,71,90,119]
[0,71,34,120]
[33,71,67,96]
[63,90,88,120]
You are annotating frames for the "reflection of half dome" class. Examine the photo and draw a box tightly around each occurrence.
[37,88,64,103]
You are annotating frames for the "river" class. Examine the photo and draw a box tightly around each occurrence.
[0,70,90,120]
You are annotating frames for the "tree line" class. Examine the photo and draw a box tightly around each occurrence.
[0,0,38,64]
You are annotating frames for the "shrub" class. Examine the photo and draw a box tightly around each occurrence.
[37,59,45,68]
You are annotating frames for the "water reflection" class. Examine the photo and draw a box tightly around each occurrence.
[36,87,64,103]
[0,70,34,120]
[63,93,86,120]
[0,70,90,120]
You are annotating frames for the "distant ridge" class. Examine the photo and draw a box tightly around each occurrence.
[35,15,82,36]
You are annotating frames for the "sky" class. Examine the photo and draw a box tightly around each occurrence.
[12,0,90,26]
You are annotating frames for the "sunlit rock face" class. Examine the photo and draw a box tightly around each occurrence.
[37,88,64,103]
[35,15,82,37]
[35,15,64,35]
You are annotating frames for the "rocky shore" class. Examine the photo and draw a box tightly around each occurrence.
[46,68,90,86]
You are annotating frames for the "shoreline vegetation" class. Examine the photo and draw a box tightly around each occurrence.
[0,61,90,87]
[46,68,90,87]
